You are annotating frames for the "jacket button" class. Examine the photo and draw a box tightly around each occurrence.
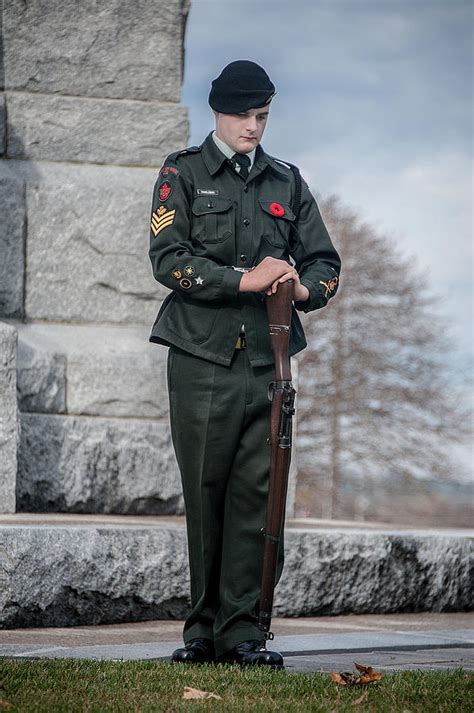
[240,254,248,263]
[243,218,250,226]
[243,185,248,192]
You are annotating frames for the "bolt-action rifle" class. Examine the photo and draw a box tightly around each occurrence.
[258,279,296,644]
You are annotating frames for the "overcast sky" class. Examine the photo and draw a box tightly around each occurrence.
[182,0,473,363]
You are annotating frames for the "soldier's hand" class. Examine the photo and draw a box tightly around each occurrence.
[239,257,297,293]
[266,272,310,302]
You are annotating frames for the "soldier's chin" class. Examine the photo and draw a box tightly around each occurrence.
[239,137,258,151]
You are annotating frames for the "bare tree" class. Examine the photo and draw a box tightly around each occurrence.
[296,195,472,524]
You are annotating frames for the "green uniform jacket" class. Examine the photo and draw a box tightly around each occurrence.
[148,132,341,367]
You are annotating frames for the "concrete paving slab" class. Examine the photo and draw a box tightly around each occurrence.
[274,612,473,631]
[2,633,472,663]
[1,613,473,671]
[271,630,474,652]
[284,649,474,673]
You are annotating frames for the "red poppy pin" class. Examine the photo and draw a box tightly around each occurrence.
[269,202,285,217]
[159,181,172,201]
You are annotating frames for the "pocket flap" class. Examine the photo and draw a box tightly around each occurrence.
[192,195,233,216]
[258,199,295,221]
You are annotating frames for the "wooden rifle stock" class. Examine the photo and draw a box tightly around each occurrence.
[258,279,296,642]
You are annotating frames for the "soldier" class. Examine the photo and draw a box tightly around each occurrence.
[148,60,340,668]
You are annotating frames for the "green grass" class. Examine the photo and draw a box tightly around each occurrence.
[0,659,472,712]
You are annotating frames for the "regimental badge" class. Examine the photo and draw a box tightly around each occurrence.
[159,181,172,201]
[180,278,192,290]
[319,276,339,298]
[150,206,176,237]
[184,265,195,277]
[172,270,182,280]
[160,166,179,177]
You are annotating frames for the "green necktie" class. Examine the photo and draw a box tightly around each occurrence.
[233,153,251,180]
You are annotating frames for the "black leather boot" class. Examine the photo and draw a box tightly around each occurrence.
[218,639,284,669]
[171,637,215,664]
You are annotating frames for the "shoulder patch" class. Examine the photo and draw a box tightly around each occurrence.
[159,145,202,178]
[159,165,179,178]
[159,180,173,201]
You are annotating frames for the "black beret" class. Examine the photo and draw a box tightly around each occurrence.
[209,60,275,114]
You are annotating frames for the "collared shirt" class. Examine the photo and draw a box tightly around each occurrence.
[212,131,256,172]
[211,132,255,334]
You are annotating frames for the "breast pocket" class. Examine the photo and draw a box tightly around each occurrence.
[258,199,295,256]
[191,195,235,244]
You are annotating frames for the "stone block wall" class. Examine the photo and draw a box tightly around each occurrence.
[0,0,299,519]
[1,0,190,322]
[0,323,18,512]
[0,0,191,513]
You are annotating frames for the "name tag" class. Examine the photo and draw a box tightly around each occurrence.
[196,189,219,196]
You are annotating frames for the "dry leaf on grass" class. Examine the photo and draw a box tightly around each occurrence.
[331,671,358,686]
[183,686,223,700]
[354,661,382,684]
[331,662,382,686]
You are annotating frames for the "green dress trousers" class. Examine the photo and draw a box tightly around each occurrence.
[167,344,285,658]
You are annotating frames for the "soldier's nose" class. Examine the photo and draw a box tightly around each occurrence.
[246,116,257,132]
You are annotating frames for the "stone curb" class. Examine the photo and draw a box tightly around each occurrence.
[1,516,472,628]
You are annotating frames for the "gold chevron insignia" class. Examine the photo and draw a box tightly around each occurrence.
[150,207,176,237]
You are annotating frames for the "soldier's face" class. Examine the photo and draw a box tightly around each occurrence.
[214,105,270,154]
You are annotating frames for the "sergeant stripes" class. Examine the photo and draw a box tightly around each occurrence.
[150,207,176,237]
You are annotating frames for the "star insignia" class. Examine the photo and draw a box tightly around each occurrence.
[195,276,204,285]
